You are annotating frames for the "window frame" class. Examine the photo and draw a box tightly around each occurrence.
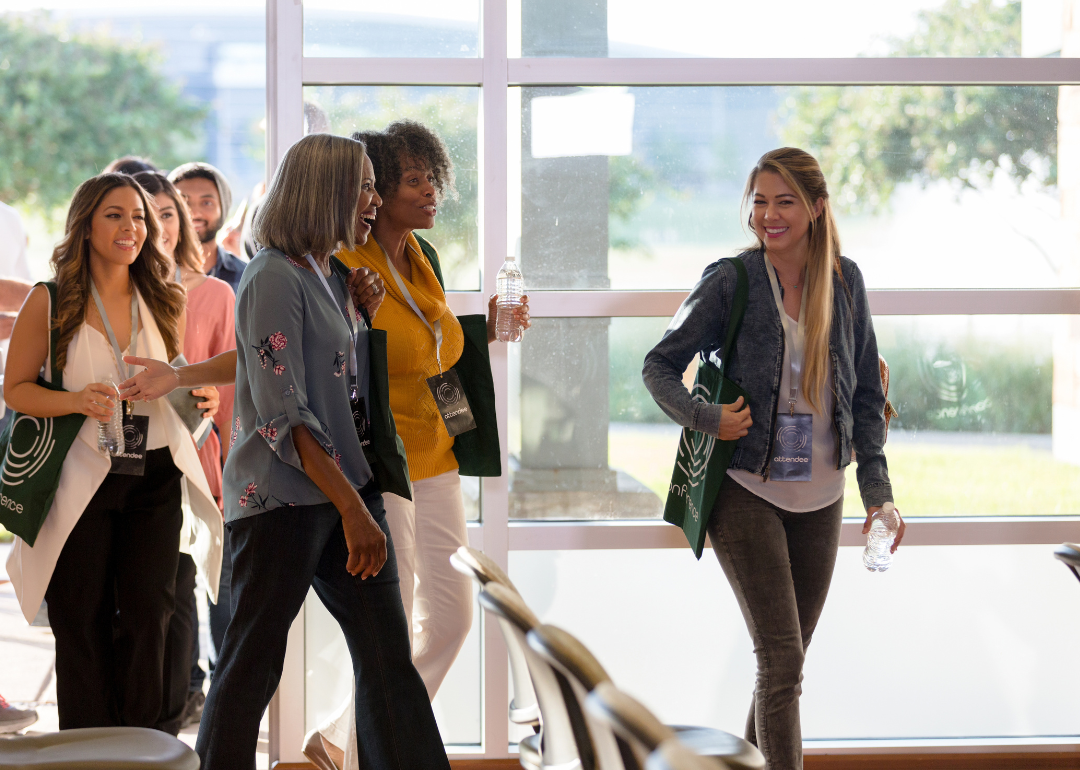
[267,1,1080,761]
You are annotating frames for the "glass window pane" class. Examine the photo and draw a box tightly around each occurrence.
[305,579,483,748]
[303,1,479,58]
[304,86,480,291]
[511,85,1070,291]
[509,546,1080,740]
[510,317,678,522]
[510,315,1077,521]
[513,0,1068,58]
[2,2,266,280]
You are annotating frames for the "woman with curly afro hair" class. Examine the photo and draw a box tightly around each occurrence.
[302,120,530,770]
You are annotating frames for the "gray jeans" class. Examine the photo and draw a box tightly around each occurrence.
[707,479,844,770]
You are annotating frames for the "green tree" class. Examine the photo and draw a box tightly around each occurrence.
[781,0,1056,214]
[0,14,206,216]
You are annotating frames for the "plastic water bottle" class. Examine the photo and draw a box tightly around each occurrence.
[496,255,524,343]
[97,374,122,456]
[863,502,899,572]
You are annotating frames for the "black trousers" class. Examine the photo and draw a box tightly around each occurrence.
[189,539,233,694]
[195,488,449,770]
[160,553,197,735]
[46,447,183,730]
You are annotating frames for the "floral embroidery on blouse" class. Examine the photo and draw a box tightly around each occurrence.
[240,481,258,508]
[253,332,288,375]
[257,424,278,444]
[240,482,276,511]
[231,416,241,448]
[285,256,306,270]
[333,351,346,377]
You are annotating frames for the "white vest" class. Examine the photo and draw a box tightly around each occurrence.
[5,290,223,623]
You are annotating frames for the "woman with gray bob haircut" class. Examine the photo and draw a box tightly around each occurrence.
[122,133,450,770]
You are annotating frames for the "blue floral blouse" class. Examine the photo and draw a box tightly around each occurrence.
[223,248,373,522]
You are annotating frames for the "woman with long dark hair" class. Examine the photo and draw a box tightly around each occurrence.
[644,148,903,770]
[4,172,222,729]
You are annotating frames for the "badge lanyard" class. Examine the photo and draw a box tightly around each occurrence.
[763,257,807,416]
[381,242,443,374]
[379,242,478,438]
[304,254,361,399]
[89,279,138,415]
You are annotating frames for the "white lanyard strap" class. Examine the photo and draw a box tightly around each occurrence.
[763,256,806,416]
[90,279,138,380]
[381,242,444,373]
[304,255,360,393]
[175,265,182,283]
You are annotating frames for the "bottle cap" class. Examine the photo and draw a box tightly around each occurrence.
[882,502,895,513]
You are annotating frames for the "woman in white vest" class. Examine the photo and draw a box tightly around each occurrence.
[3,172,222,730]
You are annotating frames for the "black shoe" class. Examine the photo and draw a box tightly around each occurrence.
[179,690,205,729]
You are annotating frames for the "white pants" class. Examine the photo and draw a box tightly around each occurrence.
[320,470,473,766]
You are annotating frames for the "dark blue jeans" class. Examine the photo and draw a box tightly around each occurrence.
[707,479,844,770]
[194,487,449,770]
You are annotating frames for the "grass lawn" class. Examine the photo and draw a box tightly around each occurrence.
[608,423,1080,519]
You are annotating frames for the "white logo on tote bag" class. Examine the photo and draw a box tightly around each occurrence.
[1,414,57,490]
[675,382,715,489]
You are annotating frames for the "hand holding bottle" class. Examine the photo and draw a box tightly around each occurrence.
[862,502,904,571]
[487,293,531,344]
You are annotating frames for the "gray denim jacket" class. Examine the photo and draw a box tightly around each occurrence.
[642,249,892,510]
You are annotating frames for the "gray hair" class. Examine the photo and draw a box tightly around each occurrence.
[252,133,366,258]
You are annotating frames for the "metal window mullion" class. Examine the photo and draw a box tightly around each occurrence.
[479,0,511,760]
[266,0,306,764]
[507,518,1080,551]
[302,57,484,86]
[507,56,1080,86]
[447,289,1080,319]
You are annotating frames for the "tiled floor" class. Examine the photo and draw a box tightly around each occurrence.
[0,542,268,768]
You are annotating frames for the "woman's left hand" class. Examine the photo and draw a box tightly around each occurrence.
[863,505,905,553]
[486,294,532,344]
[347,267,385,322]
[193,385,220,420]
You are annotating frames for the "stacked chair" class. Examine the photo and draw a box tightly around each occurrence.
[450,549,581,770]
[1054,542,1080,584]
[451,546,765,770]
[0,727,199,769]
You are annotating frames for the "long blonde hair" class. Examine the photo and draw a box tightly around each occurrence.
[742,148,842,415]
[50,173,186,371]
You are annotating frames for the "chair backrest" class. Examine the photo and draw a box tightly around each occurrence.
[586,682,676,754]
[1055,543,1080,584]
[451,547,540,726]
[478,584,587,769]
[645,739,729,770]
[528,624,641,770]
[0,726,200,769]
[451,545,518,591]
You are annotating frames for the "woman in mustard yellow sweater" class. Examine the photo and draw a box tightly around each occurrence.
[303,120,529,770]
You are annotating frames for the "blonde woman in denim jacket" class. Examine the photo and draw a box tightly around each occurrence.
[643,148,904,770]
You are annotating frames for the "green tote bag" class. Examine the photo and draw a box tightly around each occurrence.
[663,259,749,559]
[0,282,87,546]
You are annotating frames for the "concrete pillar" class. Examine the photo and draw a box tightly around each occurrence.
[512,0,660,518]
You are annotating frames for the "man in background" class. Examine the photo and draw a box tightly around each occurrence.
[169,162,247,294]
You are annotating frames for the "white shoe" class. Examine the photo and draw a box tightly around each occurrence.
[302,729,341,770]
[0,695,38,734]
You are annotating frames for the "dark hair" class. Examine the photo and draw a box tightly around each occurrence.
[351,120,457,204]
[50,173,185,371]
[170,166,216,186]
[132,171,203,273]
[104,156,158,175]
